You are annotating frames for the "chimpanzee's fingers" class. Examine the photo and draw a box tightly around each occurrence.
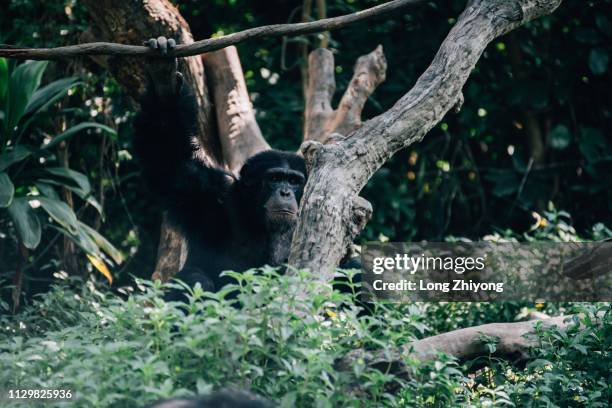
[157,36,168,55]
[167,38,176,50]
[143,38,158,50]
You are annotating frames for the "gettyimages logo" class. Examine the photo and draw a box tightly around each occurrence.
[372,253,486,275]
[361,242,612,302]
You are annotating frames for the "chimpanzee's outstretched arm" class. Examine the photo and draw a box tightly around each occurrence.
[133,37,231,234]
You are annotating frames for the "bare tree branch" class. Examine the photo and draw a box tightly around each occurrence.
[304,46,387,144]
[336,315,575,385]
[289,0,564,278]
[316,0,329,48]
[0,0,426,60]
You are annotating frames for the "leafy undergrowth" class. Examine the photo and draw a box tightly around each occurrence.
[0,270,610,408]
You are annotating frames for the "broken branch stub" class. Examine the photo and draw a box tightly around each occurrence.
[303,46,387,144]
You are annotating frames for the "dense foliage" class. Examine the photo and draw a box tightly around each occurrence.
[1,272,610,407]
[0,1,611,406]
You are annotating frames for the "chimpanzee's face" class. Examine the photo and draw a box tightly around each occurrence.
[261,165,305,225]
[238,150,307,231]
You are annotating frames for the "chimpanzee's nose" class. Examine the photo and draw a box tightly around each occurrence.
[280,188,291,198]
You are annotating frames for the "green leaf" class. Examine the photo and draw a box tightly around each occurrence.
[0,145,32,172]
[38,196,79,234]
[7,197,41,249]
[0,57,8,109]
[52,224,99,257]
[40,167,91,194]
[42,122,117,151]
[37,177,102,215]
[572,344,588,355]
[589,48,609,75]
[18,77,83,136]
[549,124,572,150]
[5,60,48,136]
[578,127,607,161]
[25,77,81,116]
[596,15,612,37]
[34,182,60,200]
[79,221,123,264]
[0,172,14,207]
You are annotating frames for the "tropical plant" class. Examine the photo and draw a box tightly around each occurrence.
[0,58,122,284]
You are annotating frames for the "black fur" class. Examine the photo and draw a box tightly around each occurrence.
[134,81,307,297]
[145,389,274,408]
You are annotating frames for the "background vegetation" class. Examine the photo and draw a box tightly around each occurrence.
[0,1,611,406]
[1,0,611,293]
[1,273,610,407]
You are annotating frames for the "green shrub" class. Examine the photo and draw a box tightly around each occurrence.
[0,271,609,407]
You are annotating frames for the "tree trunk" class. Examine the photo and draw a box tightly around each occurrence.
[82,0,266,280]
[203,47,269,173]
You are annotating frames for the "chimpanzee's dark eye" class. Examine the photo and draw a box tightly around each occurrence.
[270,174,283,182]
[289,175,303,185]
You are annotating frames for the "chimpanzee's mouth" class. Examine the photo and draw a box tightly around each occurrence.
[267,208,298,221]
[269,209,297,216]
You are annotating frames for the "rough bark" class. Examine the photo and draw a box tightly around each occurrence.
[289,0,564,279]
[336,315,574,384]
[80,0,218,281]
[203,47,269,173]
[150,214,188,282]
[304,46,387,144]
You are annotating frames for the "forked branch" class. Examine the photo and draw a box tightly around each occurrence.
[289,0,564,278]
[304,46,387,144]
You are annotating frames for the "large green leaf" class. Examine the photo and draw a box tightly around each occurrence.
[0,172,14,207]
[578,127,607,162]
[17,77,83,136]
[549,124,572,150]
[42,122,117,151]
[37,178,102,215]
[34,182,60,200]
[589,48,609,75]
[0,145,32,172]
[5,60,48,136]
[38,196,79,234]
[40,167,91,194]
[53,224,99,256]
[0,57,8,110]
[7,197,41,249]
[79,221,123,265]
[25,77,81,116]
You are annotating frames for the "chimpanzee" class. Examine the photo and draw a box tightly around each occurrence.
[145,389,274,408]
[134,37,307,298]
